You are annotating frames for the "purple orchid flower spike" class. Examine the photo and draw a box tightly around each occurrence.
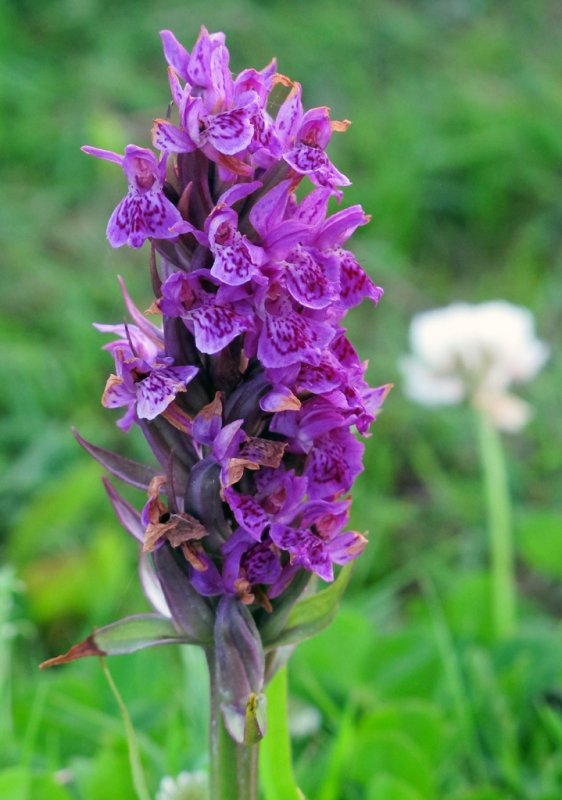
[50,28,391,794]
[81,144,183,248]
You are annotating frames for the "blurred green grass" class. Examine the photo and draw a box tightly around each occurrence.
[1,0,562,797]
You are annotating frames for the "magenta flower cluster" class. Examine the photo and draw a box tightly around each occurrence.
[82,26,388,609]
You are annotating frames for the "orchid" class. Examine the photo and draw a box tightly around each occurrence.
[44,26,389,800]
[82,145,183,248]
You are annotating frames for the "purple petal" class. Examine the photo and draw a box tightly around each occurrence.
[222,532,250,591]
[283,246,339,309]
[102,478,144,542]
[213,419,245,462]
[122,145,161,181]
[305,429,364,499]
[210,44,233,108]
[258,309,334,368]
[293,188,332,227]
[224,488,268,541]
[167,66,185,107]
[297,352,346,394]
[169,219,209,247]
[328,530,368,566]
[187,303,250,354]
[102,371,133,408]
[284,144,351,189]
[243,542,282,584]
[331,332,362,370]
[211,236,263,286]
[159,272,196,317]
[298,106,332,149]
[189,553,224,596]
[218,180,263,208]
[336,249,384,309]
[192,394,223,446]
[152,119,197,154]
[188,25,224,88]
[107,189,183,249]
[249,180,291,239]
[135,366,198,420]
[262,220,311,260]
[269,524,333,582]
[117,276,164,344]
[81,145,123,165]
[160,30,190,80]
[206,108,254,155]
[260,385,301,413]
[314,205,370,249]
[276,84,303,147]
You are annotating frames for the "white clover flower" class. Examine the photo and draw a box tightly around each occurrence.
[400,301,549,432]
[156,770,208,800]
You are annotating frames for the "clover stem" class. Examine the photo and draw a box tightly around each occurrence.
[476,410,516,640]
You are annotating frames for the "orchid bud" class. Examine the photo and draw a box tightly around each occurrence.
[214,596,266,745]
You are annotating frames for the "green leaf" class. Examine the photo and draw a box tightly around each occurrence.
[261,667,301,800]
[264,566,353,648]
[40,613,191,667]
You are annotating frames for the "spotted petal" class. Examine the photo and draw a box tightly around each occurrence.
[336,249,384,309]
[152,119,197,154]
[107,189,183,249]
[284,144,350,189]
[206,108,254,155]
[276,84,303,148]
[243,542,282,584]
[258,310,334,368]
[284,246,339,309]
[305,429,364,499]
[269,524,333,582]
[211,235,263,286]
[224,488,269,541]
[187,303,250,354]
[297,352,346,394]
[135,366,198,420]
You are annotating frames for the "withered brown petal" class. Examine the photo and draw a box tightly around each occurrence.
[240,437,287,468]
[39,636,105,669]
[166,513,208,547]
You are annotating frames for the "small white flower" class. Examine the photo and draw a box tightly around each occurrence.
[399,301,549,432]
[156,770,208,800]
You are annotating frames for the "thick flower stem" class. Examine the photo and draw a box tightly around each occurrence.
[206,648,259,800]
[476,411,516,640]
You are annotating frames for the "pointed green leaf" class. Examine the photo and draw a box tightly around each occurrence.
[40,613,191,668]
[261,667,301,800]
[264,566,353,649]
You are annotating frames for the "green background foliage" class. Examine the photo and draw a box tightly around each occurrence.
[1,0,562,797]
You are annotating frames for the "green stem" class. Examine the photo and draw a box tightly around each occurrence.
[206,648,259,800]
[261,666,301,800]
[476,410,516,640]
